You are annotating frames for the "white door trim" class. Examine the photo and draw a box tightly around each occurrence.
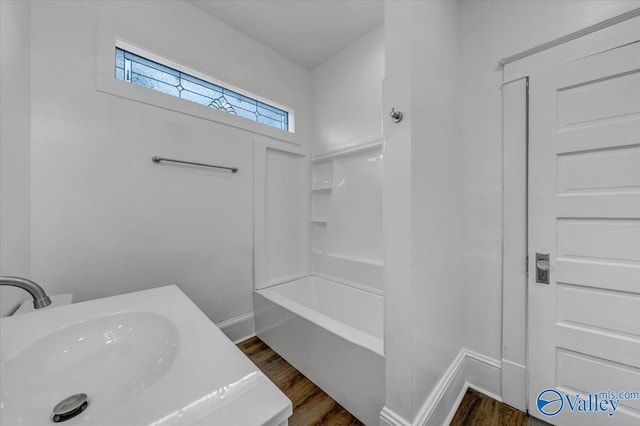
[504,15,640,82]
[501,14,640,414]
[498,8,640,67]
[501,77,528,411]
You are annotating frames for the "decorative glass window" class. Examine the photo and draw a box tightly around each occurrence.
[115,48,289,132]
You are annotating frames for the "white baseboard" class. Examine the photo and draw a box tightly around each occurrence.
[464,349,502,402]
[380,406,411,426]
[379,349,503,426]
[442,381,469,426]
[216,312,255,343]
[415,349,467,426]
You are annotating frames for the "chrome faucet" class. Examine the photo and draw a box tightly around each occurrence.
[0,276,52,309]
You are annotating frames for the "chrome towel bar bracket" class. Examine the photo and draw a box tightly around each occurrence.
[152,156,238,173]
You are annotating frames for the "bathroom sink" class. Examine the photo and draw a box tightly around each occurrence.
[2,312,180,424]
[0,286,291,425]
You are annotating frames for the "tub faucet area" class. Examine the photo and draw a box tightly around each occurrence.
[0,276,52,309]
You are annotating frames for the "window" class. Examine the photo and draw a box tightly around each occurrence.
[115,48,289,132]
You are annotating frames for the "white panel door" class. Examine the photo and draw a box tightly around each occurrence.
[528,41,640,425]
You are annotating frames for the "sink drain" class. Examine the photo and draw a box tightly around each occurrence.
[52,393,88,423]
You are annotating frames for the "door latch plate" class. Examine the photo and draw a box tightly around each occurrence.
[536,252,550,284]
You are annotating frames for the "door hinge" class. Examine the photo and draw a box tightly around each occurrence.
[526,255,529,275]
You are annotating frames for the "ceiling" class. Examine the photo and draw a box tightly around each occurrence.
[190,0,384,70]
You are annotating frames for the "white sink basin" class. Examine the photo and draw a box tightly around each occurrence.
[0,286,291,426]
[2,312,180,424]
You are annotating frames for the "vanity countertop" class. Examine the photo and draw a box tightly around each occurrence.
[0,285,292,426]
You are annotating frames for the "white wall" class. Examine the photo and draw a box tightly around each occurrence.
[460,0,640,364]
[410,1,464,422]
[382,0,414,419]
[26,0,310,328]
[0,1,32,316]
[383,1,464,423]
[311,26,384,155]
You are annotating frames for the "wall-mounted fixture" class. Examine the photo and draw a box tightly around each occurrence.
[389,108,403,123]
[152,156,239,173]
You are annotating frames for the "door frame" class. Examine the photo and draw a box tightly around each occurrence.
[500,10,640,414]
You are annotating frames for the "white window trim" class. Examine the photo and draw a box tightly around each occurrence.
[96,23,298,145]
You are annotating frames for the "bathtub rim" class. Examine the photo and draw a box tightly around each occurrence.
[255,275,384,357]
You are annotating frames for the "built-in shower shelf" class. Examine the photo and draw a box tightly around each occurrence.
[311,218,328,223]
[332,254,383,267]
[311,252,383,267]
[312,186,332,191]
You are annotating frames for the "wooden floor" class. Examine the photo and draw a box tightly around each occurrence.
[239,337,547,426]
[237,336,364,426]
[450,389,551,426]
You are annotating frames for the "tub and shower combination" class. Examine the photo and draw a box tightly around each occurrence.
[254,275,384,426]
[253,143,384,425]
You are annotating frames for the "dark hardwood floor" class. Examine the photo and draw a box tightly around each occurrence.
[238,337,547,426]
[450,388,551,426]
[237,336,364,426]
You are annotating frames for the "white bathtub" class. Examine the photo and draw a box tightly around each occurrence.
[254,275,384,426]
